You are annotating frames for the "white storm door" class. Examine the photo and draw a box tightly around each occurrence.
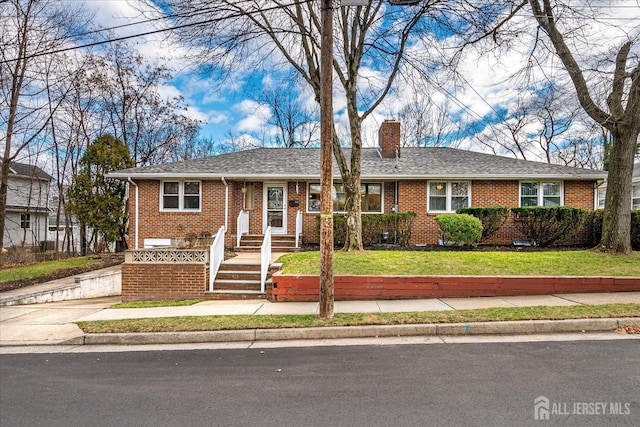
[263,183,287,234]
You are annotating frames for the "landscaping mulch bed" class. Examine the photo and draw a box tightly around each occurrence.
[0,254,123,293]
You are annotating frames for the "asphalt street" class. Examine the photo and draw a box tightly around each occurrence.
[1,340,638,427]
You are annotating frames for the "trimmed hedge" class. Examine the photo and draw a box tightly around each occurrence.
[457,206,509,241]
[435,213,483,247]
[590,209,640,250]
[512,206,588,247]
[316,212,417,247]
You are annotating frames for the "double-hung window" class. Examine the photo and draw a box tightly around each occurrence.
[307,183,383,213]
[428,181,470,212]
[520,181,562,207]
[161,181,201,211]
[598,185,640,210]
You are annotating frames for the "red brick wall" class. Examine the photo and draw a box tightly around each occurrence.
[129,178,597,248]
[565,180,596,209]
[130,179,227,249]
[272,273,640,302]
[121,263,207,301]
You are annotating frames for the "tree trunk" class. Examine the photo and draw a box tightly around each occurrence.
[340,96,364,252]
[598,129,636,254]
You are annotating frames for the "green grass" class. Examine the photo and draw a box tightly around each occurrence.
[76,303,640,334]
[277,250,640,276]
[111,299,203,308]
[0,257,97,283]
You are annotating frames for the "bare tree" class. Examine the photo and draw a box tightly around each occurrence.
[145,0,471,250]
[88,42,201,167]
[0,0,88,255]
[526,0,640,254]
[254,78,319,148]
[398,92,462,147]
[460,0,638,253]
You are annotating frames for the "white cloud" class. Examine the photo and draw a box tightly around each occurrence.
[234,100,272,133]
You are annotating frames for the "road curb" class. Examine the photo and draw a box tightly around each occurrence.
[77,318,640,346]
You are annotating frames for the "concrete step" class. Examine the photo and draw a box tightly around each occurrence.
[213,281,262,292]
[215,270,262,281]
[204,290,268,301]
[235,246,300,253]
[218,262,261,271]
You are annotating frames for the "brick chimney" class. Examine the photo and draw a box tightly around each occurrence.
[378,120,400,158]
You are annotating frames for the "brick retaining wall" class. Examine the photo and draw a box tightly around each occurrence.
[271,274,640,302]
[121,255,208,302]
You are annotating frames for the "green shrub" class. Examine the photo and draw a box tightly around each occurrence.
[511,206,588,247]
[316,212,417,247]
[435,214,483,247]
[590,210,604,247]
[591,209,640,250]
[456,206,509,241]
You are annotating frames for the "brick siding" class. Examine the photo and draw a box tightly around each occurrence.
[129,178,598,248]
[121,262,207,301]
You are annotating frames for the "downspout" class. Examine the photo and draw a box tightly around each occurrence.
[128,177,139,249]
[221,177,229,232]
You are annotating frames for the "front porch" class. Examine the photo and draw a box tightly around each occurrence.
[122,220,300,302]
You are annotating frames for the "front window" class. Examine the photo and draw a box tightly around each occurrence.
[520,181,563,207]
[308,183,383,213]
[161,181,201,211]
[633,184,640,210]
[428,181,470,212]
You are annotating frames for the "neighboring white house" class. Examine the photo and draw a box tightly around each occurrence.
[47,211,81,253]
[3,162,53,248]
[597,163,640,210]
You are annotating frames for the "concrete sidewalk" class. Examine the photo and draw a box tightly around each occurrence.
[1,291,639,347]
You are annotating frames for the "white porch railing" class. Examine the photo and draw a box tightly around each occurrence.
[295,210,302,248]
[236,210,249,247]
[209,226,226,292]
[260,226,272,293]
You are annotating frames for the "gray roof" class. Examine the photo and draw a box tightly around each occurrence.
[109,147,607,181]
[10,162,53,181]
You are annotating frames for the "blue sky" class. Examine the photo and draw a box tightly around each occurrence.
[76,0,640,161]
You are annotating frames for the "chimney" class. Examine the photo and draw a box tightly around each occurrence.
[378,120,400,159]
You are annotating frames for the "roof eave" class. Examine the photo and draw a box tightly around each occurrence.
[109,172,607,181]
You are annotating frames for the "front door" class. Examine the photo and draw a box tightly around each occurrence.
[264,183,287,234]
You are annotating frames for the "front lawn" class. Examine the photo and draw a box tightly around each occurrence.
[277,250,640,276]
[0,257,96,284]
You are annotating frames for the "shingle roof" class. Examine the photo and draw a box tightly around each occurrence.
[10,162,53,181]
[109,147,607,181]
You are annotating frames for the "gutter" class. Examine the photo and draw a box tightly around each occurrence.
[221,177,229,232]
[128,177,139,250]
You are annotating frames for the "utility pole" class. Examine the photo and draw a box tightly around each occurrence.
[319,0,334,319]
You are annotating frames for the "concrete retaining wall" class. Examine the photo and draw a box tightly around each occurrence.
[0,266,121,306]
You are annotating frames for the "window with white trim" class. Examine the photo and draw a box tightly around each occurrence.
[428,181,470,212]
[520,181,562,207]
[633,184,640,210]
[597,188,606,209]
[161,181,201,211]
[307,183,383,213]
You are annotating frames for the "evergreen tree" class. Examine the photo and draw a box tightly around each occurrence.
[67,135,133,253]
